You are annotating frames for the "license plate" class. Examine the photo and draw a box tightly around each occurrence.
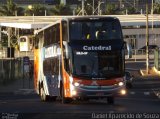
[96,92,104,96]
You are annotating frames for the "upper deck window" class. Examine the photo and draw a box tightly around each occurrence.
[69,19,122,41]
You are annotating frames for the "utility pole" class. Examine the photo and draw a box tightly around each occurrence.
[146,0,149,74]
[8,28,11,48]
[92,0,95,15]
[82,0,85,16]
[134,0,136,9]
[0,27,1,47]
[120,0,122,9]
[98,1,100,15]
[152,0,154,30]
[45,10,47,16]
[7,28,11,79]
[137,0,139,12]
[0,26,3,80]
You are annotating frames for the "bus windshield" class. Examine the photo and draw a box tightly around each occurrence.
[69,19,122,41]
[72,50,124,78]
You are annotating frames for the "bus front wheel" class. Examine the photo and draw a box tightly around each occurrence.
[40,85,49,101]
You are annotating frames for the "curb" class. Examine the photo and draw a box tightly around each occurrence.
[14,89,36,95]
[140,67,160,76]
[0,89,36,95]
[152,67,160,76]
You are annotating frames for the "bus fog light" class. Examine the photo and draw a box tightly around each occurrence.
[121,89,126,95]
[74,82,80,87]
[118,82,124,86]
[72,90,77,96]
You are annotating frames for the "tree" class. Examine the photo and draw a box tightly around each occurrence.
[25,4,47,16]
[16,7,25,16]
[0,0,18,16]
[50,4,72,15]
[121,6,136,15]
[1,34,8,47]
[75,0,99,15]
[153,3,160,14]
[84,3,93,15]
[106,3,118,15]
[127,7,136,14]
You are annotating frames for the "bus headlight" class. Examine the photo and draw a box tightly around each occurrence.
[120,89,126,95]
[74,82,80,87]
[118,82,124,86]
[71,90,77,96]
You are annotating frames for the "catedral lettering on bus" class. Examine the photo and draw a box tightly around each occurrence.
[83,46,111,51]
[33,16,128,104]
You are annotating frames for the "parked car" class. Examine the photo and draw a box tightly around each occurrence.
[125,71,133,89]
[138,45,158,54]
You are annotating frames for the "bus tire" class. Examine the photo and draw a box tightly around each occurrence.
[61,85,72,104]
[40,85,49,102]
[107,96,114,104]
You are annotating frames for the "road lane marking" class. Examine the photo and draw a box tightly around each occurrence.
[118,97,159,102]
[144,92,150,95]
[0,101,7,104]
[130,92,135,95]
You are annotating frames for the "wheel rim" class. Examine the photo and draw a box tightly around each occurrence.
[40,87,45,101]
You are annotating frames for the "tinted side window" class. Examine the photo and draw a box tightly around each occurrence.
[62,21,68,41]
[44,24,60,47]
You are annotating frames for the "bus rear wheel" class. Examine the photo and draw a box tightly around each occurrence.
[40,86,49,102]
[107,96,114,104]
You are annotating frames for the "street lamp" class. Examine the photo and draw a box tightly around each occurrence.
[28,5,33,10]
[28,5,33,16]
[146,0,149,74]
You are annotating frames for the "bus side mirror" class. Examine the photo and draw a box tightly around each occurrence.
[127,42,132,59]
[124,42,132,59]
[63,41,71,59]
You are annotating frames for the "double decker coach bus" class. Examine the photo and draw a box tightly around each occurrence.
[34,16,127,104]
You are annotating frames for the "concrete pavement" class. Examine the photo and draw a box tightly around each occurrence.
[0,77,35,95]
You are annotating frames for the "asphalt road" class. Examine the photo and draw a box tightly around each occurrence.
[0,86,160,119]
[0,61,160,119]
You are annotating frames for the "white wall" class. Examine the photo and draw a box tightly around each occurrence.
[123,28,160,49]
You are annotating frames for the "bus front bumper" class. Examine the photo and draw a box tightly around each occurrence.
[70,85,126,98]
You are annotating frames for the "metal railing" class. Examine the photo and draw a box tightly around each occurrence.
[125,49,155,61]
